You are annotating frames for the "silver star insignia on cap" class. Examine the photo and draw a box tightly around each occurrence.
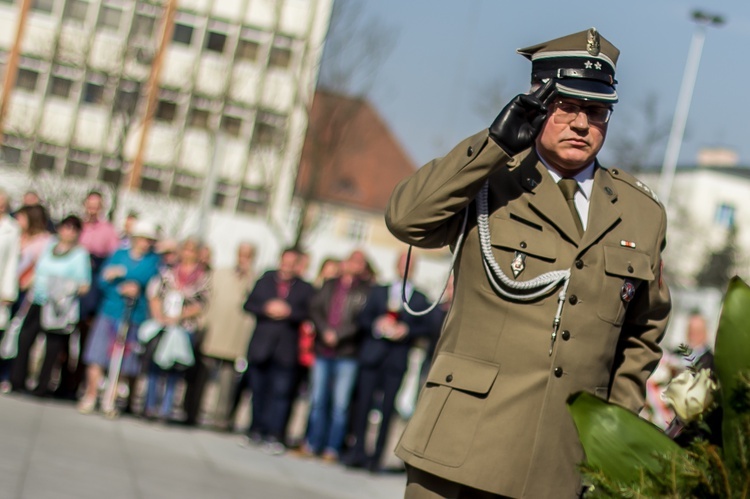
[584,60,593,69]
[594,62,602,70]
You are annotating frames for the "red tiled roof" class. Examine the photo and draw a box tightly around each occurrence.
[295,89,416,213]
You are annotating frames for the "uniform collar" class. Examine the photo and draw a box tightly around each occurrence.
[538,156,596,201]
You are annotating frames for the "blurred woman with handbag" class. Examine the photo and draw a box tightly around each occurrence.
[10,215,91,395]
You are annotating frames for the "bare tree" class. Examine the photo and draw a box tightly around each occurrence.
[292,0,396,248]
[606,93,672,173]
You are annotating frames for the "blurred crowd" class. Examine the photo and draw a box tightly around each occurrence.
[0,187,452,473]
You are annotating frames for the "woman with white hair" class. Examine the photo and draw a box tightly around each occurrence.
[78,219,161,413]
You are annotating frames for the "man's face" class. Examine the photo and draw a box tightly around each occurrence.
[536,97,609,175]
[84,195,103,218]
[278,251,298,280]
[343,250,367,277]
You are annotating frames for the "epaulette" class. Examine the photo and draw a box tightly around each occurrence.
[606,167,661,205]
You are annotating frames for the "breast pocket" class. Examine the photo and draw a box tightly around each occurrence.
[486,217,558,302]
[400,353,499,468]
[598,245,654,325]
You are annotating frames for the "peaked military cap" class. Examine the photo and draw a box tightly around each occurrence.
[518,28,620,103]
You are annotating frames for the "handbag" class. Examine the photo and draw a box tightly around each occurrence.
[40,277,79,334]
[0,296,31,360]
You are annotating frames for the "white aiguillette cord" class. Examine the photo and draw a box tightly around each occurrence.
[401,181,571,354]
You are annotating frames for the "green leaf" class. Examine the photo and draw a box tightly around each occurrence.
[567,392,686,484]
[713,276,750,467]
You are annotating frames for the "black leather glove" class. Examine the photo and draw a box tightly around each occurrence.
[489,78,557,156]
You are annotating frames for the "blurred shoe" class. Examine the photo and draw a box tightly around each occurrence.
[77,396,97,414]
[0,381,12,394]
[342,453,368,469]
[262,438,286,456]
[290,444,316,459]
[241,431,264,447]
[321,450,338,464]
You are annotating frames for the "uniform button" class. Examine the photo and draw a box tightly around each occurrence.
[445,374,453,383]
[520,241,527,249]
[569,295,578,305]
[575,259,584,269]
[612,169,619,175]
[554,367,563,378]
[467,146,474,156]
[561,330,571,341]
[627,265,634,273]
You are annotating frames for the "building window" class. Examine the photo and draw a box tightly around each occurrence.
[63,0,88,22]
[131,14,156,39]
[155,100,177,122]
[252,111,286,147]
[99,166,123,185]
[268,46,292,69]
[220,115,242,137]
[16,68,39,92]
[345,218,369,243]
[140,176,161,193]
[188,108,209,129]
[82,82,104,104]
[236,39,260,61]
[205,31,227,53]
[32,0,55,14]
[97,6,122,30]
[212,181,236,208]
[173,23,193,45]
[1,145,22,165]
[171,173,201,201]
[114,85,140,115]
[65,159,90,178]
[715,203,736,229]
[237,186,267,214]
[49,76,73,98]
[31,151,56,172]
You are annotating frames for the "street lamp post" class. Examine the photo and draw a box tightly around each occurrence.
[658,10,725,210]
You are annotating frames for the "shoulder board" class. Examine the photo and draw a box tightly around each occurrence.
[606,167,661,205]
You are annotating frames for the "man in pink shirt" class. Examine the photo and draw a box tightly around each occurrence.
[79,191,119,262]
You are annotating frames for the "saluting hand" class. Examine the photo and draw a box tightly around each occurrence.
[489,78,556,156]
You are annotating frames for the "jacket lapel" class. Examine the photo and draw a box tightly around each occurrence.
[579,166,621,254]
[517,152,582,245]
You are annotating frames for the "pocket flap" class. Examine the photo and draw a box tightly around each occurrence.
[490,217,557,260]
[603,245,654,280]
[426,353,500,394]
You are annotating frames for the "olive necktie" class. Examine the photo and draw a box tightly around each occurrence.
[558,178,584,237]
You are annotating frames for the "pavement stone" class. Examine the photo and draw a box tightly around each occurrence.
[0,395,406,499]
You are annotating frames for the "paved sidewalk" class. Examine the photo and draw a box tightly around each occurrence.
[0,395,406,499]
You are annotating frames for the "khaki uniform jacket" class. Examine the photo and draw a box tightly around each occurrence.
[385,131,671,498]
[201,267,255,361]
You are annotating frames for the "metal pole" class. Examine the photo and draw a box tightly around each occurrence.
[0,0,33,147]
[197,133,224,238]
[658,26,706,210]
[128,0,177,190]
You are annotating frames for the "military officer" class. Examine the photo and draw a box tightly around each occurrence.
[386,28,671,498]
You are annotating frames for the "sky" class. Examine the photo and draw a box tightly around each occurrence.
[351,0,750,171]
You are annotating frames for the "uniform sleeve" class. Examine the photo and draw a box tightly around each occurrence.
[608,208,671,413]
[385,131,512,249]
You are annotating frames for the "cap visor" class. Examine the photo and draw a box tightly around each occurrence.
[555,79,618,103]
